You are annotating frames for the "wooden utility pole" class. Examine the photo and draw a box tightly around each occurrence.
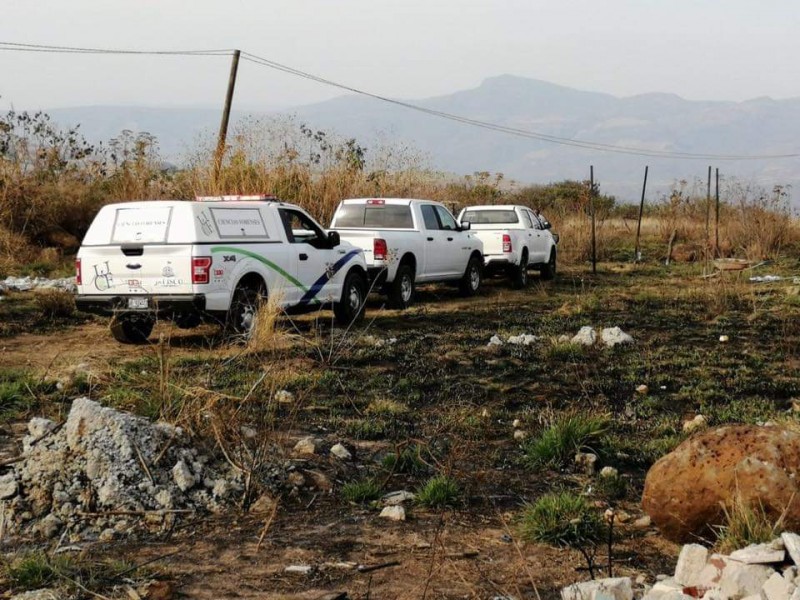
[705,166,712,274]
[634,165,648,262]
[590,165,597,274]
[714,168,720,257]
[214,49,241,184]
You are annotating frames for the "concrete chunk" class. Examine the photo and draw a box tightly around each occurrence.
[720,562,774,599]
[561,577,633,600]
[783,533,800,567]
[762,572,796,600]
[696,554,731,588]
[729,541,785,565]
[675,544,709,586]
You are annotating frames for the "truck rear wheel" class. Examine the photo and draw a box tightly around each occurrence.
[388,264,415,309]
[110,313,154,344]
[511,251,529,289]
[334,270,367,326]
[227,286,261,339]
[459,255,483,296]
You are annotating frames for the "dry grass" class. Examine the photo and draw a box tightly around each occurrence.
[33,288,75,317]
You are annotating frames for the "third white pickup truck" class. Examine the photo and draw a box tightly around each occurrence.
[330,198,484,308]
[458,205,558,288]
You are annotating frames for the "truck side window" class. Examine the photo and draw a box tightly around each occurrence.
[527,210,543,230]
[420,205,440,230]
[279,209,327,247]
[434,206,457,231]
[521,211,535,229]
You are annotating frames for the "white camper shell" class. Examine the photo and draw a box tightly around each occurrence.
[76,196,369,343]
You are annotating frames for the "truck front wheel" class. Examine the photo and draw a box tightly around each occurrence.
[334,270,367,326]
[459,255,483,296]
[388,264,415,309]
[110,313,154,344]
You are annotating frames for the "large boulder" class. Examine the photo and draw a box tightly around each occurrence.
[642,425,800,542]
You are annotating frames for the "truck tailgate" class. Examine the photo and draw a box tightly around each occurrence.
[473,230,505,256]
[78,245,194,295]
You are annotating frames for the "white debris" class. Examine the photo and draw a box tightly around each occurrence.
[749,276,783,283]
[783,533,800,567]
[561,577,633,600]
[0,276,76,293]
[172,460,196,492]
[601,327,634,348]
[762,572,796,600]
[513,429,528,441]
[274,390,295,404]
[284,565,313,574]
[719,335,730,343]
[488,335,504,347]
[636,384,649,394]
[729,541,785,565]
[720,562,774,599]
[599,466,618,479]
[381,491,415,506]
[379,505,406,521]
[674,543,709,586]
[683,415,708,434]
[330,443,352,460]
[0,472,18,499]
[571,326,597,346]
[293,436,317,455]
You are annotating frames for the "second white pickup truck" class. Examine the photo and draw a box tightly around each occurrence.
[458,205,558,288]
[330,198,484,308]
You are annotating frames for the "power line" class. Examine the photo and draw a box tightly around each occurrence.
[2,40,799,161]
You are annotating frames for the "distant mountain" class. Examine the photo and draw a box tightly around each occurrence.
[46,76,800,203]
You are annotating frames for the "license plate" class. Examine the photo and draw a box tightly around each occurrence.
[128,297,149,309]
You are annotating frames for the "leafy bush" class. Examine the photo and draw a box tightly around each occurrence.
[520,491,604,547]
[524,414,608,470]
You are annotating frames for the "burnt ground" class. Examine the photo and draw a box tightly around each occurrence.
[1,260,799,598]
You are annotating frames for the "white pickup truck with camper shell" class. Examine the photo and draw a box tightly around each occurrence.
[457,205,559,288]
[75,195,369,343]
[329,198,484,308]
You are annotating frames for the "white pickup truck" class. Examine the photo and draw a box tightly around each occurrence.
[75,195,369,343]
[458,205,558,288]
[330,198,484,308]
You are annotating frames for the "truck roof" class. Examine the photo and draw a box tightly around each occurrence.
[340,198,439,206]
[462,205,525,212]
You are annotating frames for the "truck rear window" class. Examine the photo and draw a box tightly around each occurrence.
[111,207,172,243]
[462,210,519,225]
[333,204,413,228]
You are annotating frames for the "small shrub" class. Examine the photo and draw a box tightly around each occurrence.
[34,288,75,318]
[382,444,430,475]
[4,551,57,590]
[524,414,608,470]
[520,491,604,547]
[343,417,388,440]
[545,341,586,362]
[594,472,627,501]
[416,475,460,508]
[247,295,285,351]
[715,495,783,554]
[366,399,409,416]
[341,478,382,503]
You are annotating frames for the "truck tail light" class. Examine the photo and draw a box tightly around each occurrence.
[502,234,512,253]
[192,257,212,284]
[374,238,388,260]
[75,258,82,285]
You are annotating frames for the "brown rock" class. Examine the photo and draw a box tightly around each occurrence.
[642,425,800,542]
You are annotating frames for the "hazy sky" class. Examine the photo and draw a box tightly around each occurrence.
[2,0,799,112]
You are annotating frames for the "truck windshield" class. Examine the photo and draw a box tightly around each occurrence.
[462,210,519,224]
[333,204,414,228]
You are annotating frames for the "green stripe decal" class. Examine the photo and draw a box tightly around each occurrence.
[210,246,310,292]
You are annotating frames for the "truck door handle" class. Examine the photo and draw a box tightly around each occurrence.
[427,237,434,241]
[447,237,454,241]
[126,263,141,270]
[299,253,308,261]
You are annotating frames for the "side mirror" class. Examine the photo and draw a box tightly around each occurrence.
[544,222,551,230]
[459,221,471,231]
[327,231,341,247]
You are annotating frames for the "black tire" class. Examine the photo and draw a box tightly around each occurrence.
[334,270,367,326]
[174,313,202,329]
[459,255,483,296]
[540,249,557,281]
[227,286,261,338]
[388,264,415,309]
[511,250,529,289]
[110,313,154,344]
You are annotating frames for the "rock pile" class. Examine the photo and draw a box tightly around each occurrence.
[0,276,77,294]
[561,534,800,600]
[568,326,634,348]
[0,397,256,541]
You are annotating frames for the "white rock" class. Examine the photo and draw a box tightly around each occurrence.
[601,327,634,347]
[10,590,62,600]
[380,505,406,521]
[683,415,708,434]
[293,436,317,455]
[172,460,196,492]
[700,588,727,600]
[381,490,415,506]
[562,577,632,600]
[783,566,799,585]
[284,565,313,574]
[28,417,58,439]
[729,541,785,564]
[512,419,522,428]
[636,384,649,394]
[513,429,528,441]
[508,334,538,346]
[782,533,800,567]
[719,335,729,343]
[0,472,18,499]
[575,452,598,474]
[600,466,619,479]
[762,572,796,600]
[649,578,683,595]
[633,515,652,529]
[696,554,731,588]
[330,443,352,460]
[719,562,774,599]
[674,543,709,587]
[488,335,504,347]
[571,326,597,346]
[274,390,295,404]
